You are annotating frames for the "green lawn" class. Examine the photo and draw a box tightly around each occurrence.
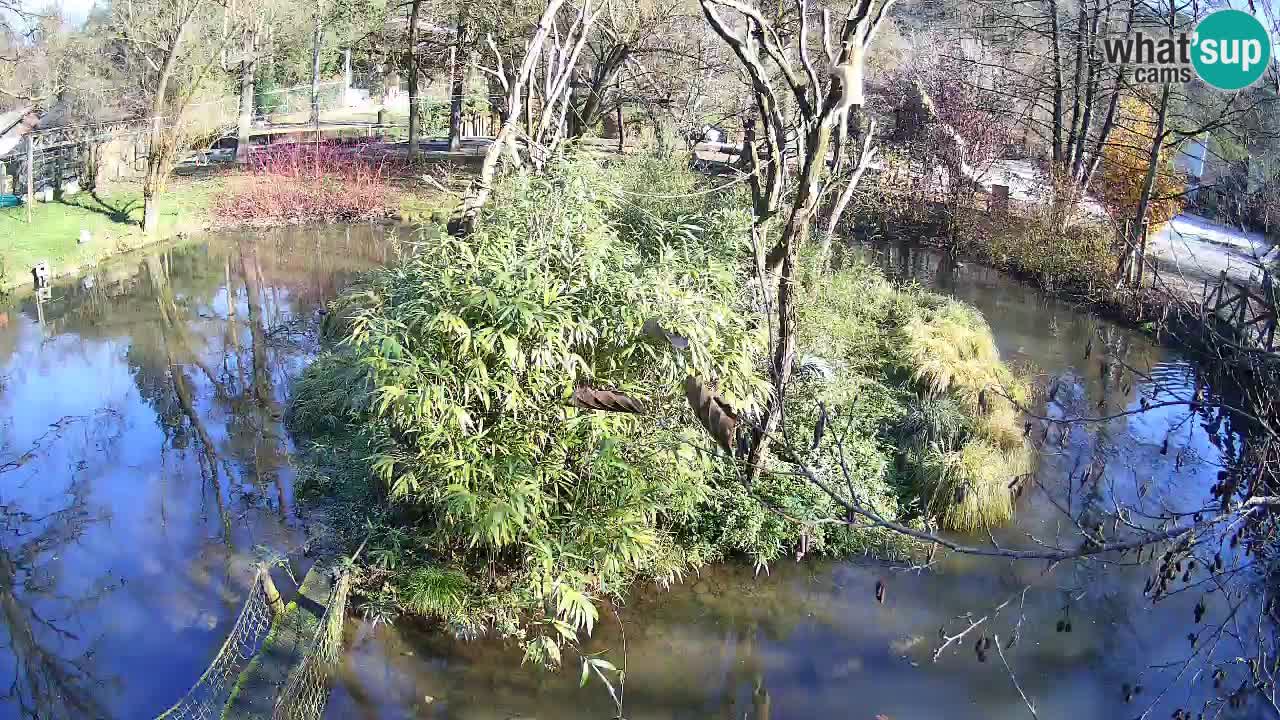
[0,178,224,290]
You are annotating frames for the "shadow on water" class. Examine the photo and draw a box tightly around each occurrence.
[327,239,1270,720]
[0,223,403,718]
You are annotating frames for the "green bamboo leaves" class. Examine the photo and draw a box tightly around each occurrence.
[291,155,764,665]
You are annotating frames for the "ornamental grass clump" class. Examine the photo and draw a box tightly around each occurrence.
[795,261,1036,533]
[893,295,1036,531]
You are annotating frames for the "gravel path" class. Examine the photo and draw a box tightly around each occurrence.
[1147,213,1273,293]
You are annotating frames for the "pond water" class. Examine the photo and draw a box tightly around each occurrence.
[0,229,1265,720]
[326,240,1267,720]
[0,224,400,718]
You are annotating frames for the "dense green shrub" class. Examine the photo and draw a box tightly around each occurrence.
[293,156,776,662]
[952,210,1116,295]
[290,153,1034,664]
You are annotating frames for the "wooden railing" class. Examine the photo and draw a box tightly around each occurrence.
[1204,269,1279,354]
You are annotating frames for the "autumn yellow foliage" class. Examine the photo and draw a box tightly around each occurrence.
[1097,96,1186,229]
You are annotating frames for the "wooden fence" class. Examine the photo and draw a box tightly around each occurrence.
[1203,269,1280,354]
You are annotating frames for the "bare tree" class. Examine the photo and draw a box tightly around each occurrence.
[110,0,234,233]
[698,0,891,481]
[562,0,690,141]
[449,0,600,234]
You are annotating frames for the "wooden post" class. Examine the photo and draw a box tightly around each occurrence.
[615,76,624,155]
[25,136,34,224]
[991,184,1010,215]
[259,564,286,617]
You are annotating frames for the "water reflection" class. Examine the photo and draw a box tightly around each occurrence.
[0,223,399,718]
[0,426,116,720]
[330,239,1265,720]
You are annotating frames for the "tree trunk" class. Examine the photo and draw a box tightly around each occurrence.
[236,29,257,164]
[1047,0,1065,167]
[747,120,835,482]
[1070,5,1102,181]
[310,14,322,129]
[143,23,187,235]
[1065,3,1086,169]
[448,9,467,151]
[1130,82,1171,286]
[407,0,422,159]
[448,47,464,150]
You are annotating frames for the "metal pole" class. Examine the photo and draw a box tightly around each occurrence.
[449,45,456,125]
[25,136,34,224]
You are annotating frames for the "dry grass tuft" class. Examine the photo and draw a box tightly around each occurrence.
[893,295,1037,531]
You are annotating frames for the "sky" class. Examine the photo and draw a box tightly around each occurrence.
[18,0,94,27]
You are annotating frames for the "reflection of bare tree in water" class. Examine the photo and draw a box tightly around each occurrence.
[134,254,236,544]
[718,623,770,720]
[236,238,290,518]
[0,478,115,718]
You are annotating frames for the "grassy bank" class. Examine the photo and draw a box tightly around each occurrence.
[0,177,225,290]
[0,156,448,292]
[288,154,1035,665]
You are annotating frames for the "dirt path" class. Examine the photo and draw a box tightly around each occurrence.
[1147,213,1272,297]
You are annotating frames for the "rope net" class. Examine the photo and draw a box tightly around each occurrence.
[156,568,276,720]
[271,572,352,720]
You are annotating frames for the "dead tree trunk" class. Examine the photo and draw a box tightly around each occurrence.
[407,0,423,159]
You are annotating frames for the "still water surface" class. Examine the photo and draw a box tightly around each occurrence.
[0,224,398,718]
[0,229,1263,719]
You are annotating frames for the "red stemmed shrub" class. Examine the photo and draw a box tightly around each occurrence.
[217,142,409,224]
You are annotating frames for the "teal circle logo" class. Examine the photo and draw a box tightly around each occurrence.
[1192,9,1272,91]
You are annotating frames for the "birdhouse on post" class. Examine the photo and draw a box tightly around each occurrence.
[31,262,50,289]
